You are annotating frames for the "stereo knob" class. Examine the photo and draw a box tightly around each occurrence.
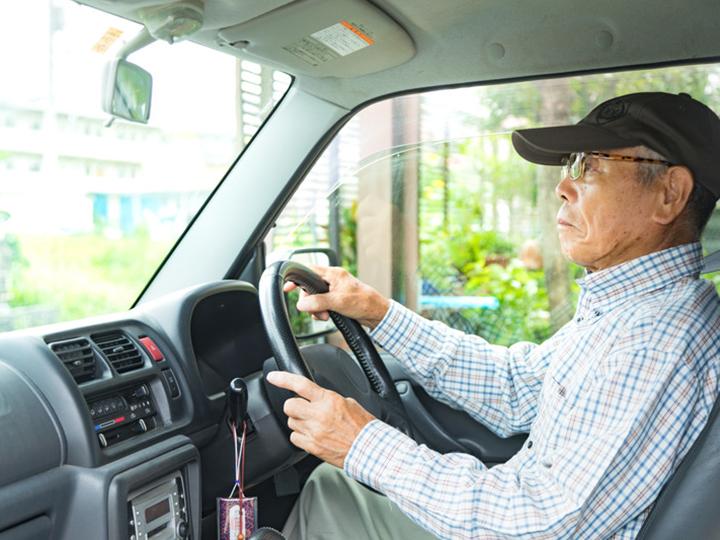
[133,386,149,398]
[176,520,188,538]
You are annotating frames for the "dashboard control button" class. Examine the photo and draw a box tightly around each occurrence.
[139,336,164,362]
[162,369,181,398]
[98,433,108,448]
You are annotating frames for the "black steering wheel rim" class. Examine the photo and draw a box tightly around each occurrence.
[258,260,411,433]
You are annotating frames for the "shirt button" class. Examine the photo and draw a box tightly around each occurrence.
[576,316,583,323]
[527,440,533,449]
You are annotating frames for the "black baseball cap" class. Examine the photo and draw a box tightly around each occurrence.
[512,92,720,198]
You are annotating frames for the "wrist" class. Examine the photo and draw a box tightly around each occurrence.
[363,295,390,329]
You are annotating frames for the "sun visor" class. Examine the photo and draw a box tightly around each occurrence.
[216,0,415,78]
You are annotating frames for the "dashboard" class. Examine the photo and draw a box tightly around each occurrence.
[0,279,291,540]
[0,276,528,540]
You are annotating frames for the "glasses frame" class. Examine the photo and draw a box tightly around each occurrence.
[562,151,674,181]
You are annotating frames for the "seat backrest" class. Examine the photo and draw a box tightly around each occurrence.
[637,395,720,539]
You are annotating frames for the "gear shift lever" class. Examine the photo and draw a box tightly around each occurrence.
[228,377,249,427]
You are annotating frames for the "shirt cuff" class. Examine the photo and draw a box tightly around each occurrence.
[370,300,429,358]
[343,419,417,491]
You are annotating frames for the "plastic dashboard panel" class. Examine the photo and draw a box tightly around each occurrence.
[0,279,279,539]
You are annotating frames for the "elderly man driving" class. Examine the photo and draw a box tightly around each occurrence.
[268,92,720,539]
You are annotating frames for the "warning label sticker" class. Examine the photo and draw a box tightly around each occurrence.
[283,21,375,67]
[313,21,375,56]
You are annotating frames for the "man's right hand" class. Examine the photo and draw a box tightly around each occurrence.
[283,266,390,330]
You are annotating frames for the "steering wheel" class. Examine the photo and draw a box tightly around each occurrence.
[258,260,412,436]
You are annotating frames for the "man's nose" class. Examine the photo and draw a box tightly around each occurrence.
[555,174,576,202]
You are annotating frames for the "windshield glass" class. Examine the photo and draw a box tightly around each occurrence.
[0,0,290,330]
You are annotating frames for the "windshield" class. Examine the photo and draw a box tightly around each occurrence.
[0,0,290,330]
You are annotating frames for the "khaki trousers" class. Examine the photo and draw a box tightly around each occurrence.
[282,463,438,540]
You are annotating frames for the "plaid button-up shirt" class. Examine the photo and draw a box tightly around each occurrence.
[344,242,720,539]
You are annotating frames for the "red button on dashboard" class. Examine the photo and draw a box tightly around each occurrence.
[139,336,164,362]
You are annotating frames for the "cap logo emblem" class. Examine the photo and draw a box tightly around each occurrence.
[597,100,628,124]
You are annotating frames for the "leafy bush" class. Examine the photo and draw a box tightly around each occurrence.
[421,229,551,345]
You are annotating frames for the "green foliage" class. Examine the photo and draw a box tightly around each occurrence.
[340,202,358,275]
[8,232,171,321]
[449,231,514,273]
[418,133,552,343]
[463,261,550,344]
[285,288,313,335]
[705,272,720,291]
[420,226,551,344]
[416,64,720,345]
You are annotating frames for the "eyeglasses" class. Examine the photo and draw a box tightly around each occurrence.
[561,151,674,181]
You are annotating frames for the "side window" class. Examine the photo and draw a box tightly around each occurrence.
[266,65,720,344]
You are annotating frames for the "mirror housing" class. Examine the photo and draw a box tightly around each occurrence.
[101,59,153,124]
[288,247,339,267]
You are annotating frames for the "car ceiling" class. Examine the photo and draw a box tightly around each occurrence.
[80,0,720,109]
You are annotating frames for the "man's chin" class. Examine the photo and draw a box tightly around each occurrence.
[558,243,589,268]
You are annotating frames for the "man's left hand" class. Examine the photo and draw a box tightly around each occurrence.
[266,371,375,468]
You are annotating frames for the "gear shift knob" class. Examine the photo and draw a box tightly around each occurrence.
[228,377,249,427]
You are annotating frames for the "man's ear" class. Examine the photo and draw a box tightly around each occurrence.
[653,166,694,225]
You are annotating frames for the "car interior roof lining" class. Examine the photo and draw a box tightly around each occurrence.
[76,0,720,109]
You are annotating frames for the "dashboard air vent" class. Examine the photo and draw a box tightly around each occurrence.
[92,332,144,374]
[50,338,96,384]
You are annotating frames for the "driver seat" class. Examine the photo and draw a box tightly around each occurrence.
[636,243,720,537]
[636,392,720,539]
[620,251,720,539]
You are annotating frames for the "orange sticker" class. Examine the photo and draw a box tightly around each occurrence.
[339,21,375,45]
[92,27,123,54]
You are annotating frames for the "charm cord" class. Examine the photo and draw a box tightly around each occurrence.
[228,420,248,538]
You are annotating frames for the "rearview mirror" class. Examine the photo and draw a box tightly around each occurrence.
[102,59,153,123]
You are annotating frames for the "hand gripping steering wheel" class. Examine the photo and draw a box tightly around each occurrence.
[258,260,412,436]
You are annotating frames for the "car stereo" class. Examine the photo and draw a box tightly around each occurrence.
[88,383,158,448]
[128,471,189,539]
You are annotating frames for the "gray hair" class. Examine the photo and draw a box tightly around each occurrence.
[634,146,716,237]
[636,147,671,185]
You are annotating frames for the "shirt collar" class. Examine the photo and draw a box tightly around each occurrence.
[576,242,703,312]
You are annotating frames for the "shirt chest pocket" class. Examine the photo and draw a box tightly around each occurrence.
[539,366,591,443]
[544,374,570,414]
